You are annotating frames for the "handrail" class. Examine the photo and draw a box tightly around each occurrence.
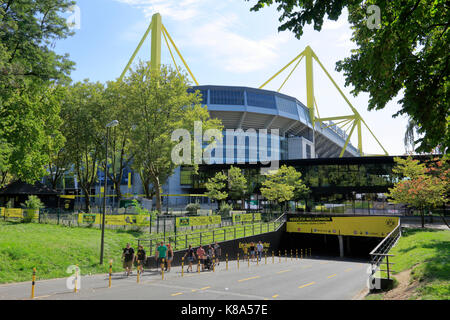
[138,218,285,256]
[369,220,401,280]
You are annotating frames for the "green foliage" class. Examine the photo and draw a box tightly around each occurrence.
[122,62,222,212]
[260,165,309,203]
[0,0,75,182]
[205,171,228,203]
[23,195,45,210]
[227,166,247,201]
[218,202,233,217]
[386,157,448,210]
[246,0,449,152]
[185,202,201,215]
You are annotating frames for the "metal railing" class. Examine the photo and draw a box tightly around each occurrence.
[369,220,401,280]
[138,214,287,256]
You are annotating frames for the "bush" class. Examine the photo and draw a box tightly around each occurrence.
[22,195,44,223]
[185,203,200,215]
[219,202,233,217]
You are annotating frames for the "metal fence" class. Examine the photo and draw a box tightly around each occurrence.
[137,214,287,256]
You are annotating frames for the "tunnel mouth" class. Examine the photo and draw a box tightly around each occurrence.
[281,232,383,261]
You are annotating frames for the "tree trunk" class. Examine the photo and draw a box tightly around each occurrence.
[421,207,425,228]
[151,174,162,213]
[82,187,91,212]
[114,180,122,206]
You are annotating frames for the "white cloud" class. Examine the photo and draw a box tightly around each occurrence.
[114,0,293,73]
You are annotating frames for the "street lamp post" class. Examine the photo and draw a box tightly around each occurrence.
[100,120,119,265]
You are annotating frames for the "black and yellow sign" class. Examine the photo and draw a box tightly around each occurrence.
[286,216,399,238]
[78,214,151,226]
[175,215,221,227]
[232,213,261,223]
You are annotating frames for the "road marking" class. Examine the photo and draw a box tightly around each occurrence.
[327,274,337,279]
[238,276,260,282]
[298,281,315,289]
[171,292,183,296]
[320,261,329,264]
[272,294,279,298]
[276,270,291,274]
[191,289,197,292]
[345,268,352,272]
[200,286,211,290]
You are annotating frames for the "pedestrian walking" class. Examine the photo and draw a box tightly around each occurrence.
[136,245,146,273]
[213,241,221,265]
[122,243,135,276]
[196,245,206,272]
[155,241,168,273]
[249,242,256,262]
[183,244,196,272]
[256,241,264,262]
[166,243,174,272]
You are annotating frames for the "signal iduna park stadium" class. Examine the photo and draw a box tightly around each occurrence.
[53,13,427,211]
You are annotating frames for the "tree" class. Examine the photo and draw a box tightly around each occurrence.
[123,62,222,213]
[227,166,248,209]
[0,0,75,183]
[100,80,135,205]
[386,157,449,228]
[246,0,449,153]
[61,81,105,212]
[205,171,228,205]
[260,165,309,212]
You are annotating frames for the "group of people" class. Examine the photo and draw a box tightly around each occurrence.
[183,242,222,273]
[121,240,266,275]
[243,241,265,262]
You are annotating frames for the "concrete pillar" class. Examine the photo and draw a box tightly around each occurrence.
[338,235,344,258]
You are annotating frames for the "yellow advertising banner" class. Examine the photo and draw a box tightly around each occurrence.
[176,215,221,227]
[78,214,151,226]
[286,216,399,238]
[232,213,262,223]
[4,208,24,218]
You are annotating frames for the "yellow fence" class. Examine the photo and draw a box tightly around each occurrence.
[175,215,221,227]
[77,213,151,226]
[0,207,39,220]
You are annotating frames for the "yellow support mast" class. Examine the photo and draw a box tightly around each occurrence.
[259,46,388,157]
[119,13,198,86]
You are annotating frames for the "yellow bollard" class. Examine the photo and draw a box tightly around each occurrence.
[137,260,140,283]
[198,259,200,274]
[285,250,287,262]
[74,264,78,293]
[181,257,184,277]
[31,268,36,299]
[213,255,215,272]
[108,262,112,288]
[226,253,228,271]
[237,253,240,270]
[301,249,303,259]
[161,259,165,280]
[296,249,298,260]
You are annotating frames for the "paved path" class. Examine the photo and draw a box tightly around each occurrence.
[0,256,369,300]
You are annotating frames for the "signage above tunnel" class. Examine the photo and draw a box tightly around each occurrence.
[286,215,399,238]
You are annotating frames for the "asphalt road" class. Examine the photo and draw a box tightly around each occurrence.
[0,255,370,300]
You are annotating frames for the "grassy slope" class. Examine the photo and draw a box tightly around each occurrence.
[0,220,279,284]
[367,228,450,300]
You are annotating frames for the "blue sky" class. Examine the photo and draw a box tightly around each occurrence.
[56,0,410,156]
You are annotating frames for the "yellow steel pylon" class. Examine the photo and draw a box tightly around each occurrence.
[259,46,388,157]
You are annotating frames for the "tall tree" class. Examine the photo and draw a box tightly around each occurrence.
[246,0,449,153]
[123,62,222,213]
[227,166,247,209]
[61,81,105,212]
[0,0,75,182]
[205,171,228,206]
[260,165,309,211]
